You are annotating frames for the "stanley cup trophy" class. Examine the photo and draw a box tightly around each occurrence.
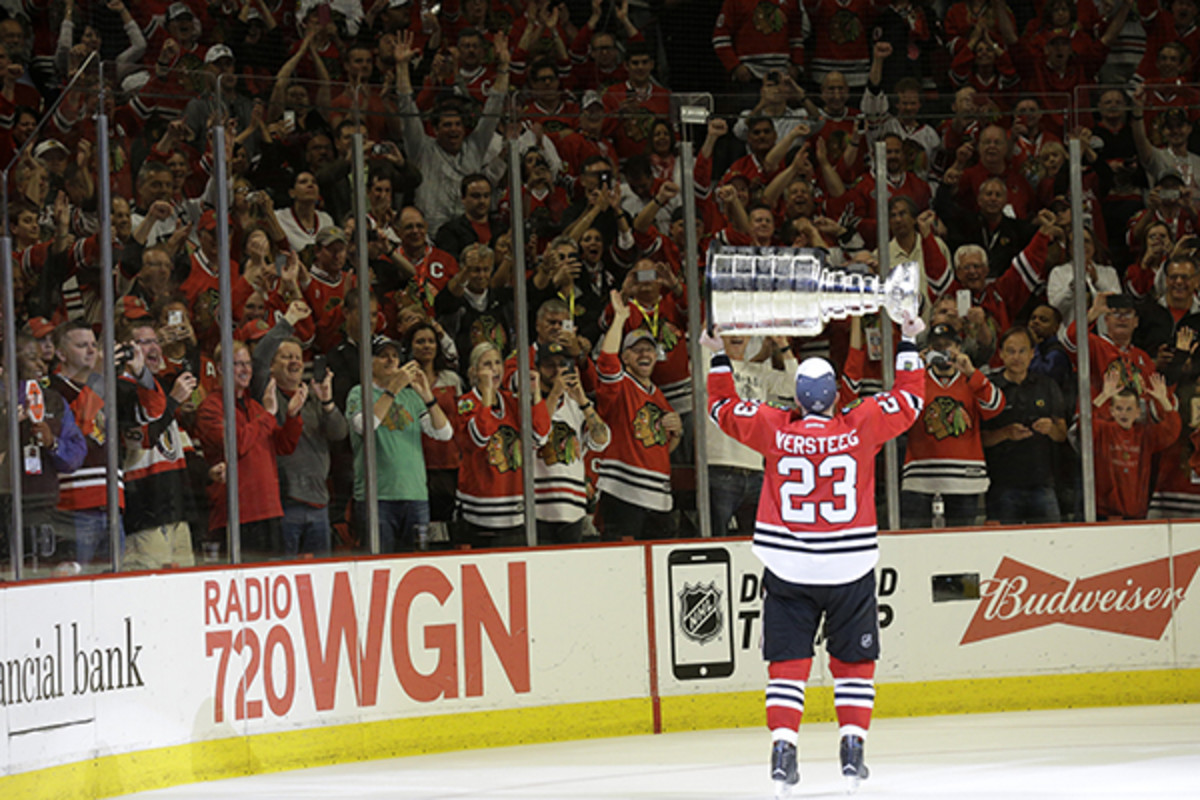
[705,245,920,336]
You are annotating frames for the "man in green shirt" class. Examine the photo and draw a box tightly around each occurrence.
[346,336,452,551]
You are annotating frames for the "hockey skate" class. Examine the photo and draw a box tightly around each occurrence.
[839,734,869,794]
[770,740,798,798]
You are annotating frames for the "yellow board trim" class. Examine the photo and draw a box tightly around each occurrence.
[658,667,1200,732]
[7,670,1199,800]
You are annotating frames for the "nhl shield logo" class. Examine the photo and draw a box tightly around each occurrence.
[678,582,724,644]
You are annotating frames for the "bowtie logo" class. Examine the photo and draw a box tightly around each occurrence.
[961,551,1200,644]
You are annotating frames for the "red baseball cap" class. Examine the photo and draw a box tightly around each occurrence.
[122,296,152,320]
[235,318,272,342]
[25,316,55,338]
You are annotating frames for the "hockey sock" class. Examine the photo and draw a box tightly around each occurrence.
[766,658,811,744]
[829,657,875,738]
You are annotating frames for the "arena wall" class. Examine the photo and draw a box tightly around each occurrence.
[2,522,1198,799]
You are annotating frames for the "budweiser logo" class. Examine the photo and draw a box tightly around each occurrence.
[961,550,1200,644]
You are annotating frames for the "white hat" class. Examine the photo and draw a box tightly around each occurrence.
[205,44,235,64]
[33,139,69,159]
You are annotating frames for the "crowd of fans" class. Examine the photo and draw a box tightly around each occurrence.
[5,0,1200,575]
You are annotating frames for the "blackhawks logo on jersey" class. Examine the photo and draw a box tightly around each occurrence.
[660,322,681,354]
[925,395,971,440]
[1103,360,1145,397]
[539,419,580,466]
[752,1,786,34]
[470,314,509,355]
[197,287,221,326]
[830,8,862,44]
[487,425,522,472]
[633,402,669,447]
[382,398,415,431]
[403,279,437,314]
[622,106,657,146]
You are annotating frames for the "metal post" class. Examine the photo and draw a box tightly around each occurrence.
[97,74,121,572]
[0,50,97,579]
[1069,139,1096,523]
[213,124,240,561]
[680,138,711,538]
[508,138,537,547]
[352,128,380,555]
[3,236,22,578]
[874,140,900,531]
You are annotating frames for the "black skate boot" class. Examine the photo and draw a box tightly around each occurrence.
[770,740,799,798]
[839,734,869,794]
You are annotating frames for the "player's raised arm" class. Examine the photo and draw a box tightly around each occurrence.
[860,312,927,433]
[702,328,781,453]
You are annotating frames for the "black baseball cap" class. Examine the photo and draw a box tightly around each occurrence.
[372,334,401,356]
[1106,293,1136,310]
[929,322,961,344]
[535,341,567,365]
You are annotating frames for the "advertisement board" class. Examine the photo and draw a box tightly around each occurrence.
[1,548,649,781]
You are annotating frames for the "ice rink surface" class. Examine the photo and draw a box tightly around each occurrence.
[129,705,1200,800]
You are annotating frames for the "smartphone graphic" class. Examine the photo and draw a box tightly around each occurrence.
[668,548,735,680]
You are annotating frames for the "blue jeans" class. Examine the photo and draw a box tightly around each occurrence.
[708,466,763,536]
[356,500,429,553]
[56,509,125,566]
[986,485,1061,525]
[281,503,333,557]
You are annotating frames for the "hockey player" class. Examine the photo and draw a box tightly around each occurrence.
[703,310,925,796]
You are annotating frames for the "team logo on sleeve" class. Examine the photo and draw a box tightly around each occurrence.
[487,425,522,472]
[458,395,477,415]
[925,396,971,440]
[633,403,669,447]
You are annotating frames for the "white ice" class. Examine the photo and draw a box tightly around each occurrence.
[127,704,1200,799]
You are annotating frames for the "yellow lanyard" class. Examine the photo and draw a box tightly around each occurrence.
[630,299,659,339]
[558,286,575,322]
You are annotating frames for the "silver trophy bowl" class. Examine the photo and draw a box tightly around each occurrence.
[705,245,920,336]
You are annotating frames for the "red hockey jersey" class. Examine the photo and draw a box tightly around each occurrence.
[902,368,1005,495]
[713,0,807,75]
[455,387,551,529]
[303,269,354,355]
[594,350,677,512]
[1062,320,1158,406]
[708,345,925,585]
